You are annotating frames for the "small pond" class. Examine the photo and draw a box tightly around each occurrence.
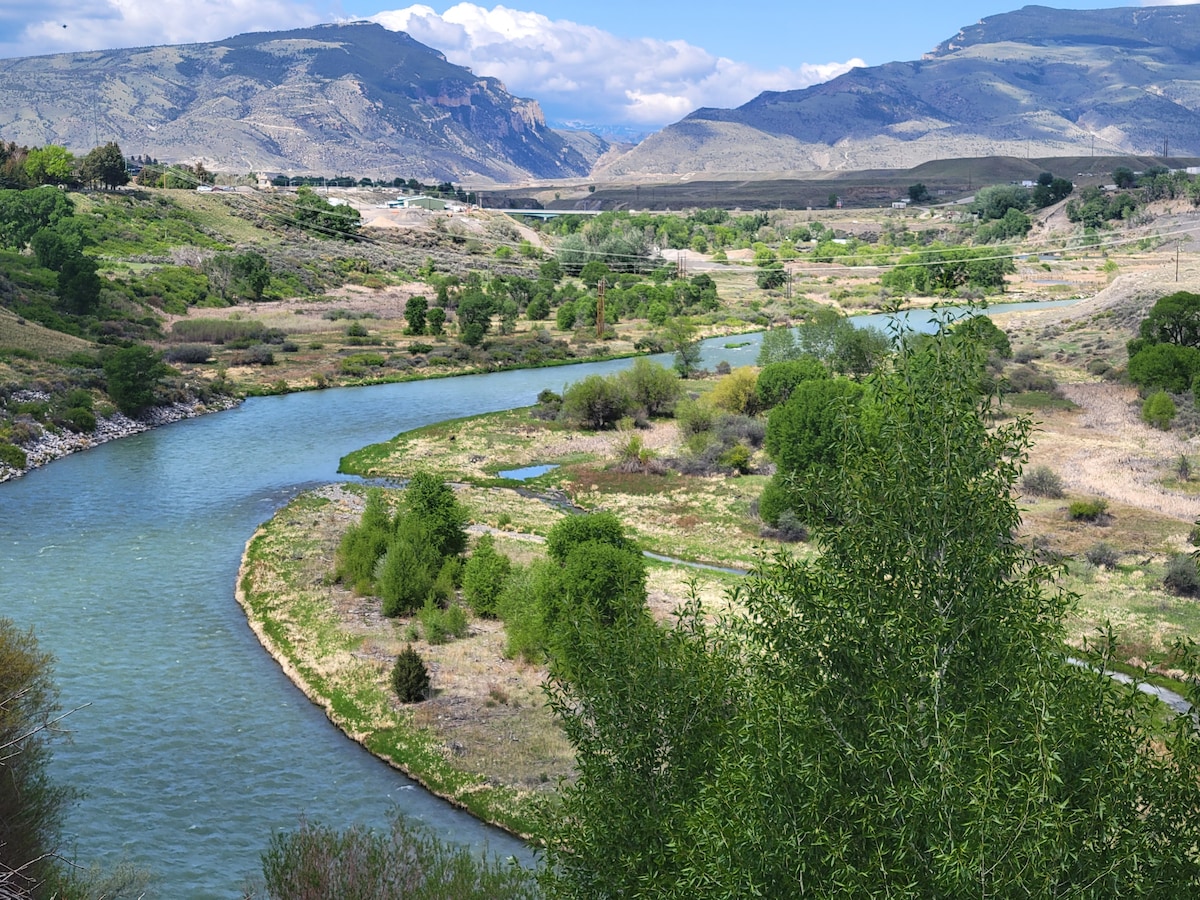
[498,463,559,481]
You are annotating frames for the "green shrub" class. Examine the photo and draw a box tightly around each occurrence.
[103,344,168,415]
[546,511,633,564]
[432,557,462,605]
[757,476,797,526]
[619,358,680,417]
[0,442,27,470]
[340,352,386,374]
[63,388,93,411]
[708,367,761,416]
[1142,390,1177,430]
[462,534,512,617]
[1068,498,1108,522]
[497,563,551,663]
[1021,466,1065,499]
[765,377,865,477]
[443,603,469,638]
[1164,554,1200,597]
[405,472,469,558]
[1128,343,1200,394]
[718,442,753,474]
[675,398,715,438]
[561,374,631,430]
[756,357,828,409]
[377,519,441,618]
[418,597,449,645]
[59,407,96,433]
[390,646,430,702]
[334,490,393,594]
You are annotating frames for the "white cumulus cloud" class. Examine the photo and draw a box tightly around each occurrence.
[369,3,864,127]
[0,0,325,60]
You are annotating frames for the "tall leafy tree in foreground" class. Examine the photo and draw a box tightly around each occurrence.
[543,327,1200,897]
[0,619,70,897]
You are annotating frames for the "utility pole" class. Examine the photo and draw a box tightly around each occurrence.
[1177,241,1181,282]
[596,277,606,339]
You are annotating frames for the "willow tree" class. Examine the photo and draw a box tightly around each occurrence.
[544,326,1200,898]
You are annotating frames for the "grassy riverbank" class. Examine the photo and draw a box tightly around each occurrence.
[237,398,755,837]
[236,486,559,838]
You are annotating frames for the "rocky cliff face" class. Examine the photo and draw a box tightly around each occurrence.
[0,22,603,182]
[599,3,1200,176]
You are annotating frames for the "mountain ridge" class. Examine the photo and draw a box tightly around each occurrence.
[598,3,1200,177]
[0,22,603,183]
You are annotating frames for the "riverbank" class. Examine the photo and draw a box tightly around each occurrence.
[234,485,571,841]
[0,394,242,483]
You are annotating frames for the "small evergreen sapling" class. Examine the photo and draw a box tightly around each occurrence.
[391,645,430,703]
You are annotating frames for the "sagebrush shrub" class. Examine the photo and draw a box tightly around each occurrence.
[775,510,808,542]
[1084,542,1119,569]
[1164,554,1200,597]
[163,344,212,364]
[1021,465,1064,499]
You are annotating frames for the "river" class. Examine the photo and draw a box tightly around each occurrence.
[0,301,1074,896]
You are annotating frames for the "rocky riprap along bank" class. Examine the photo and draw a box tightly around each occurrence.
[0,393,241,483]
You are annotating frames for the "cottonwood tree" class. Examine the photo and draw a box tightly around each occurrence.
[544,326,1200,898]
[22,146,74,187]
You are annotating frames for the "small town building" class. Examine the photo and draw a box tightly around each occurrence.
[386,195,446,210]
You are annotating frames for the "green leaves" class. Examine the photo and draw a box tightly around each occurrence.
[545,325,1200,897]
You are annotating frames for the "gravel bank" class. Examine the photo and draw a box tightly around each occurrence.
[0,395,241,483]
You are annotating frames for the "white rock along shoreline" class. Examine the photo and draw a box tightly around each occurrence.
[0,394,242,483]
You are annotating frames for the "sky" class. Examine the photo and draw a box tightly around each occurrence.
[0,0,1189,131]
